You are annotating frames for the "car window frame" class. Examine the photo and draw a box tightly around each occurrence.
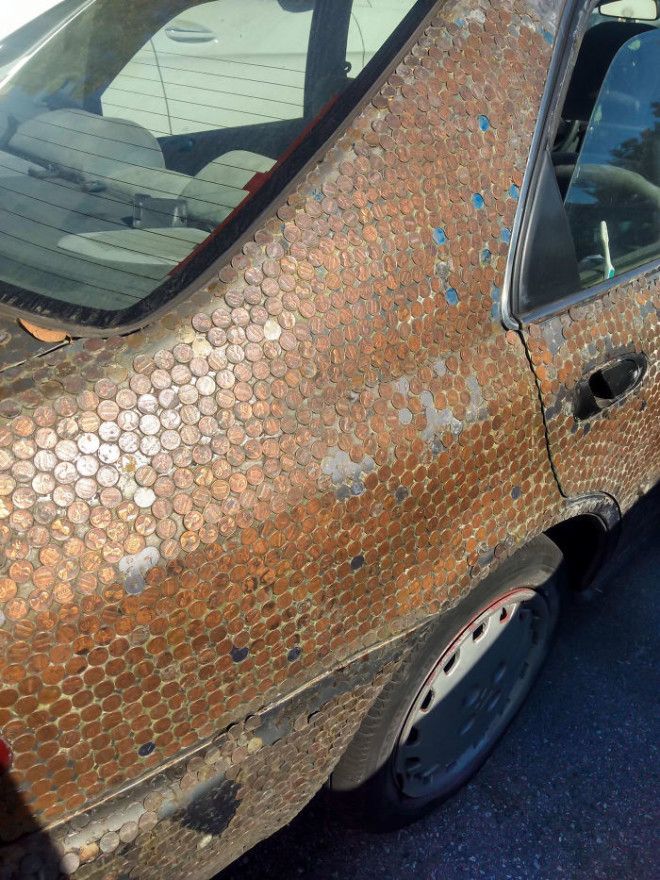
[502,0,660,329]
[0,0,437,337]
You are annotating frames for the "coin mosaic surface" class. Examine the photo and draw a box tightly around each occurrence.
[524,293,659,511]
[0,0,657,878]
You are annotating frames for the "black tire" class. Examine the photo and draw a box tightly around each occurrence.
[329,534,564,830]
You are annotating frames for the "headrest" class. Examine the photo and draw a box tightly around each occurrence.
[9,108,164,179]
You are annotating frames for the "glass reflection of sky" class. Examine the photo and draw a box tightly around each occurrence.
[564,29,660,276]
[566,30,660,208]
[566,29,659,207]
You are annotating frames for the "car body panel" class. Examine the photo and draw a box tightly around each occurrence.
[0,0,655,878]
[523,271,659,512]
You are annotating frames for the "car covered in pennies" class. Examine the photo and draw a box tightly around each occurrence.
[0,0,657,876]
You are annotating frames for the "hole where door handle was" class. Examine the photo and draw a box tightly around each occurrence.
[574,353,647,420]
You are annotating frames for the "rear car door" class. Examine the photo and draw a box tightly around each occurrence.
[507,0,660,512]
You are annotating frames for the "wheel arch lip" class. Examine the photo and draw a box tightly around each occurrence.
[546,490,621,595]
[328,496,620,798]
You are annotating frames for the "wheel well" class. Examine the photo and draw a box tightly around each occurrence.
[546,513,610,592]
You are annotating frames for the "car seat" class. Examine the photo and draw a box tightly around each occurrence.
[8,108,275,226]
[0,107,276,307]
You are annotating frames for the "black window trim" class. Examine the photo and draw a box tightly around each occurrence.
[502,0,660,329]
[0,0,438,337]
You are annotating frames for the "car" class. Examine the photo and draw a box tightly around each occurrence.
[0,0,657,878]
[103,1,418,138]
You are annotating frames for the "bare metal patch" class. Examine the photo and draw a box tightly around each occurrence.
[119,547,161,595]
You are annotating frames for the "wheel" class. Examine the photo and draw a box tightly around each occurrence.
[330,535,564,830]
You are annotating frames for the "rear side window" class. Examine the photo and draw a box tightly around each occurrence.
[0,0,428,329]
[514,10,660,318]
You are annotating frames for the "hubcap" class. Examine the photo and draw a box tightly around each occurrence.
[394,587,555,800]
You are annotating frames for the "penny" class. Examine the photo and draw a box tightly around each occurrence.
[5,598,28,620]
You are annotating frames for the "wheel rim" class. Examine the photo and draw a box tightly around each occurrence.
[393,587,555,800]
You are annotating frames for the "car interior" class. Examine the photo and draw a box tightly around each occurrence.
[0,0,371,315]
[551,3,659,287]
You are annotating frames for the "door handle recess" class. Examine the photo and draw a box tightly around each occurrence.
[573,353,647,420]
[165,23,216,43]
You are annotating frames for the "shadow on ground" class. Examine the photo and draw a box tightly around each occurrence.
[219,487,660,880]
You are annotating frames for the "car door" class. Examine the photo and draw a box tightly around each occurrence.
[508,0,660,513]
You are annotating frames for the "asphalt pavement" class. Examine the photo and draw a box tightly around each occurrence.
[219,490,659,880]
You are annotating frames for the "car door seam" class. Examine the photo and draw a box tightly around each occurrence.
[516,326,569,499]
